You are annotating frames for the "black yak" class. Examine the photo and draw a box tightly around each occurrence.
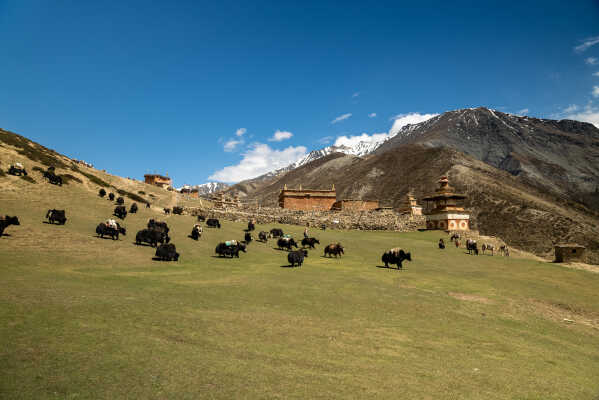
[0,216,20,237]
[130,203,138,213]
[147,219,169,234]
[381,248,412,269]
[163,208,171,215]
[99,188,106,197]
[108,193,115,201]
[324,243,344,257]
[244,232,253,243]
[8,164,27,176]
[43,171,62,186]
[438,239,445,249]
[172,206,183,215]
[215,241,247,258]
[247,220,255,231]
[155,243,179,261]
[197,215,206,222]
[46,209,66,225]
[116,196,124,205]
[114,205,127,219]
[258,231,271,242]
[136,228,169,247]
[277,237,298,251]
[288,249,308,267]
[270,228,283,238]
[190,225,202,240]
[146,202,151,208]
[95,222,126,240]
[466,239,478,255]
[301,237,320,249]
[206,218,221,228]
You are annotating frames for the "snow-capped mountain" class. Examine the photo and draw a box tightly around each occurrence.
[177,182,229,195]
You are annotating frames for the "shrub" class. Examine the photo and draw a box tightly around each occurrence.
[60,174,83,185]
[138,191,146,195]
[71,166,110,187]
[115,188,147,204]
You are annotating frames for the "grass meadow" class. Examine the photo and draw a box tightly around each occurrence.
[1,176,599,399]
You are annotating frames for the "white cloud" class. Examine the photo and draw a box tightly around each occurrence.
[586,57,598,65]
[594,72,599,77]
[223,139,243,152]
[331,113,352,124]
[352,92,360,98]
[236,128,247,137]
[389,112,439,135]
[318,136,333,145]
[564,104,579,113]
[563,103,599,128]
[368,113,377,118]
[209,143,307,182]
[334,132,391,148]
[593,86,599,98]
[268,130,293,142]
[516,108,529,116]
[575,36,599,53]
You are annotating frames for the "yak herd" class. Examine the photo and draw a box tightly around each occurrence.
[1,185,509,269]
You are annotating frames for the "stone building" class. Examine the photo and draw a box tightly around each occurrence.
[554,244,586,263]
[144,174,172,189]
[278,184,337,211]
[422,176,470,231]
[331,199,379,211]
[397,190,423,216]
[213,192,241,208]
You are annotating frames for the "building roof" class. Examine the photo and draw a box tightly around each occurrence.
[144,174,171,180]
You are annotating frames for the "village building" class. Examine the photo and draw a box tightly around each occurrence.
[144,174,172,189]
[422,176,470,231]
[279,184,337,211]
[554,244,586,263]
[179,185,200,198]
[212,192,241,208]
[331,199,379,211]
[397,190,423,216]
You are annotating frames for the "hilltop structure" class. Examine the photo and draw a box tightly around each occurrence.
[422,177,470,231]
[144,174,172,189]
[279,184,337,211]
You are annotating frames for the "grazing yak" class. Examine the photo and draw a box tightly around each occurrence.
[190,225,202,240]
[96,222,126,240]
[270,228,284,238]
[8,164,27,176]
[438,239,445,249]
[129,203,138,213]
[247,220,255,231]
[108,193,115,201]
[466,239,479,255]
[99,188,106,197]
[450,233,460,242]
[258,231,271,242]
[46,209,67,225]
[163,208,171,215]
[43,171,62,186]
[215,241,247,258]
[482,244,495,255]
[155,243,179,261]
[206,218,221,228]
[288,249,308,267]
[0,216,20,237]
[324,243,344,258]
[136,228,169,247]
[499,245,510,257]
[381,248,412,269]
[197,215,206,222]
[114,205,127,219]
[147,219,170,234]
[277,237,298,251]
[146,202,151,208]
[301,237,320,249]
[173,206,183,215]
[244,232,253,244]
[116,196,125,205]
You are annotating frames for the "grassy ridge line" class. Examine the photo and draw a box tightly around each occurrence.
[0,176,598,399]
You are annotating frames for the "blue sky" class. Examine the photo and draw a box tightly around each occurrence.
[1,0,598,185]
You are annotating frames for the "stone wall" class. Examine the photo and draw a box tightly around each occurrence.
[187,206,426,232]
[280,195,337,211]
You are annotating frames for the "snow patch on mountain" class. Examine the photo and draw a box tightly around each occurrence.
[177,182,229,195]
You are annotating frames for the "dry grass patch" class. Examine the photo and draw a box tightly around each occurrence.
[448,292,494,304]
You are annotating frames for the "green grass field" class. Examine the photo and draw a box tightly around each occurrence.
[1,177,599,399]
